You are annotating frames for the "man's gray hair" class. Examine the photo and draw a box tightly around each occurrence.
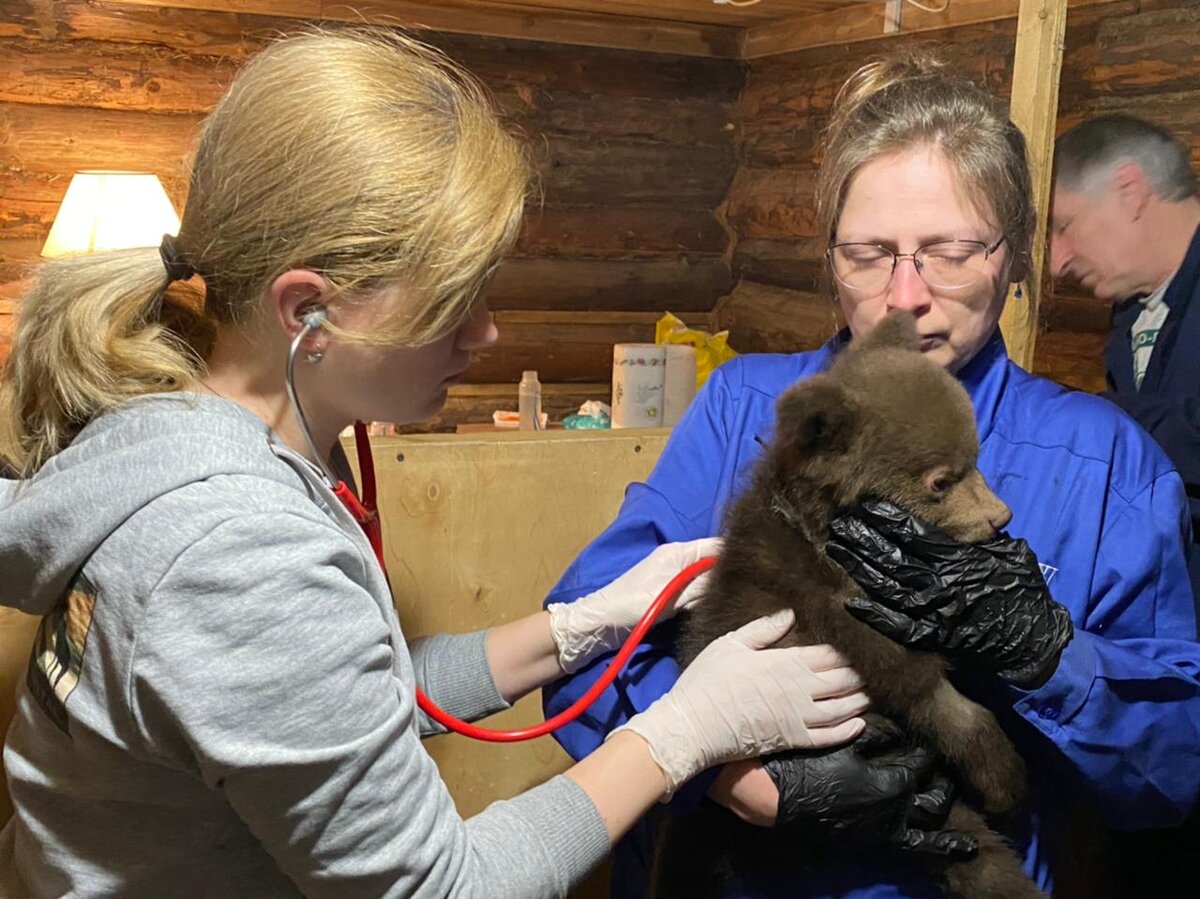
[1055,114,1197,201]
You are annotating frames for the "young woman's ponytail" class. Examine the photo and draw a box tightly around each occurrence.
[0,247,206,476]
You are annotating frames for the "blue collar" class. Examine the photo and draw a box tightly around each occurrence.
[821,327,1010,444]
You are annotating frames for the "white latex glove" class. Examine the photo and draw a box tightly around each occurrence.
[547,537,722,673]
[611,610,868,797]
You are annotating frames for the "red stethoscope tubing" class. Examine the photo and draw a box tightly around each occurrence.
[338,421,717,743]
[421,555,717,742]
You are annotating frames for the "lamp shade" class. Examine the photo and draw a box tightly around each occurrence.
[41,171,180,257]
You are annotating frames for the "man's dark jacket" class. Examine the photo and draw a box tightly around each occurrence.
[1104,223,1200,608]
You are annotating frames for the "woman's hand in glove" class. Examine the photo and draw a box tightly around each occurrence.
[826,498,1073,688]
[547,537,721,673]
[613,611,870,797]
[763,722,978,858]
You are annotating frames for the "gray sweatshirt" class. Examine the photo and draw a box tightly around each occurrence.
[0,393,608,898]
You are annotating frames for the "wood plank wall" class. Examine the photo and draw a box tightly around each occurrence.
[0,0,742,415]
[719,0,1200,393]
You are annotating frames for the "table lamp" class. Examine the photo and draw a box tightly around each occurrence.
[41,171,180,257]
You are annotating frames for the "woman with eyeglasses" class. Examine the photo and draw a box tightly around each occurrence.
[544,50,1200,898]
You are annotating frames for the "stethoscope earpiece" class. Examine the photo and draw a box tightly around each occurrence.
[301,307,328,330]
[285,306,340,490]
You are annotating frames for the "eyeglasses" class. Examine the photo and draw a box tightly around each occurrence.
[826,236,1006,294]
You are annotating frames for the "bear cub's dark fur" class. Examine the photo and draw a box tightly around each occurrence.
[659,312,1043,899]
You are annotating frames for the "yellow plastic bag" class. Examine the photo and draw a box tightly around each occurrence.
[655,312,738,389]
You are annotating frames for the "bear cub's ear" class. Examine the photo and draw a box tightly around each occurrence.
[773,376,860,461]
[850,309,920,355]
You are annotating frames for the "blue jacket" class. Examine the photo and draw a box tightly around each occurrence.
[544,331,1200,898]
[1105,223,1200,604]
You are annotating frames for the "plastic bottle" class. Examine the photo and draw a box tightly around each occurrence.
[518,370,542,431]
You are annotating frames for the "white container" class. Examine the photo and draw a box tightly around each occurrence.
[612,344,666,428]
[518,370,542,431]
[662,344,698,427]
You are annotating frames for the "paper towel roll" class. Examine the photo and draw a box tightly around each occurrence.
[612,343,666,428]
[663,344,697,427]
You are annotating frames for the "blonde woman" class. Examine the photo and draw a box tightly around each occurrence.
[546,51,1200,897]
[0,30,874,898]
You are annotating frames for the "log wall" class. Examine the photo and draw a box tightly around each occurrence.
[0,0,742,402]
[3,1,1199,403]
[721,0,1200,393]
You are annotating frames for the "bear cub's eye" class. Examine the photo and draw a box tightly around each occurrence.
[923,468,957,496]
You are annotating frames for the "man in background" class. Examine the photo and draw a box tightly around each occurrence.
[1052,114,1200,609]
[1051,113,1199,898]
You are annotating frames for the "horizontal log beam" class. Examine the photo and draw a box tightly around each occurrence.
[0,188,729,258]
[722,167,818,240]
[1086,5,1200,99]
[532,135,734,205]
[0,32,737,146]
[504,89,736,147]
[485,256,730,313]
[0,37,236,114]
[0,3,744,99]
[735,25,1019,166]
[518,205,728,258]
[17,0,1130,61]
[0,0,287,57]
[438,33,743,102]
[0,102,200,183]
[0,292,14,367]
[469,309,665,384]
[740,0,1122,59]
[712,280,839,355]
[736,121,823,169]
[112,0,743,58]
[0,239,46,282]
[1059,87,1200,142]
[0,102,735,211]
[731,238,826,293]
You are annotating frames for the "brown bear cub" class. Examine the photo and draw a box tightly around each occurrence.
[666,311,1042,899]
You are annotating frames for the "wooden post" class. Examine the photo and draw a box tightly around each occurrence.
[1000,0,1069,370]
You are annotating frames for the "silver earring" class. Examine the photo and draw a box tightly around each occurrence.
[304,351,324,364]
